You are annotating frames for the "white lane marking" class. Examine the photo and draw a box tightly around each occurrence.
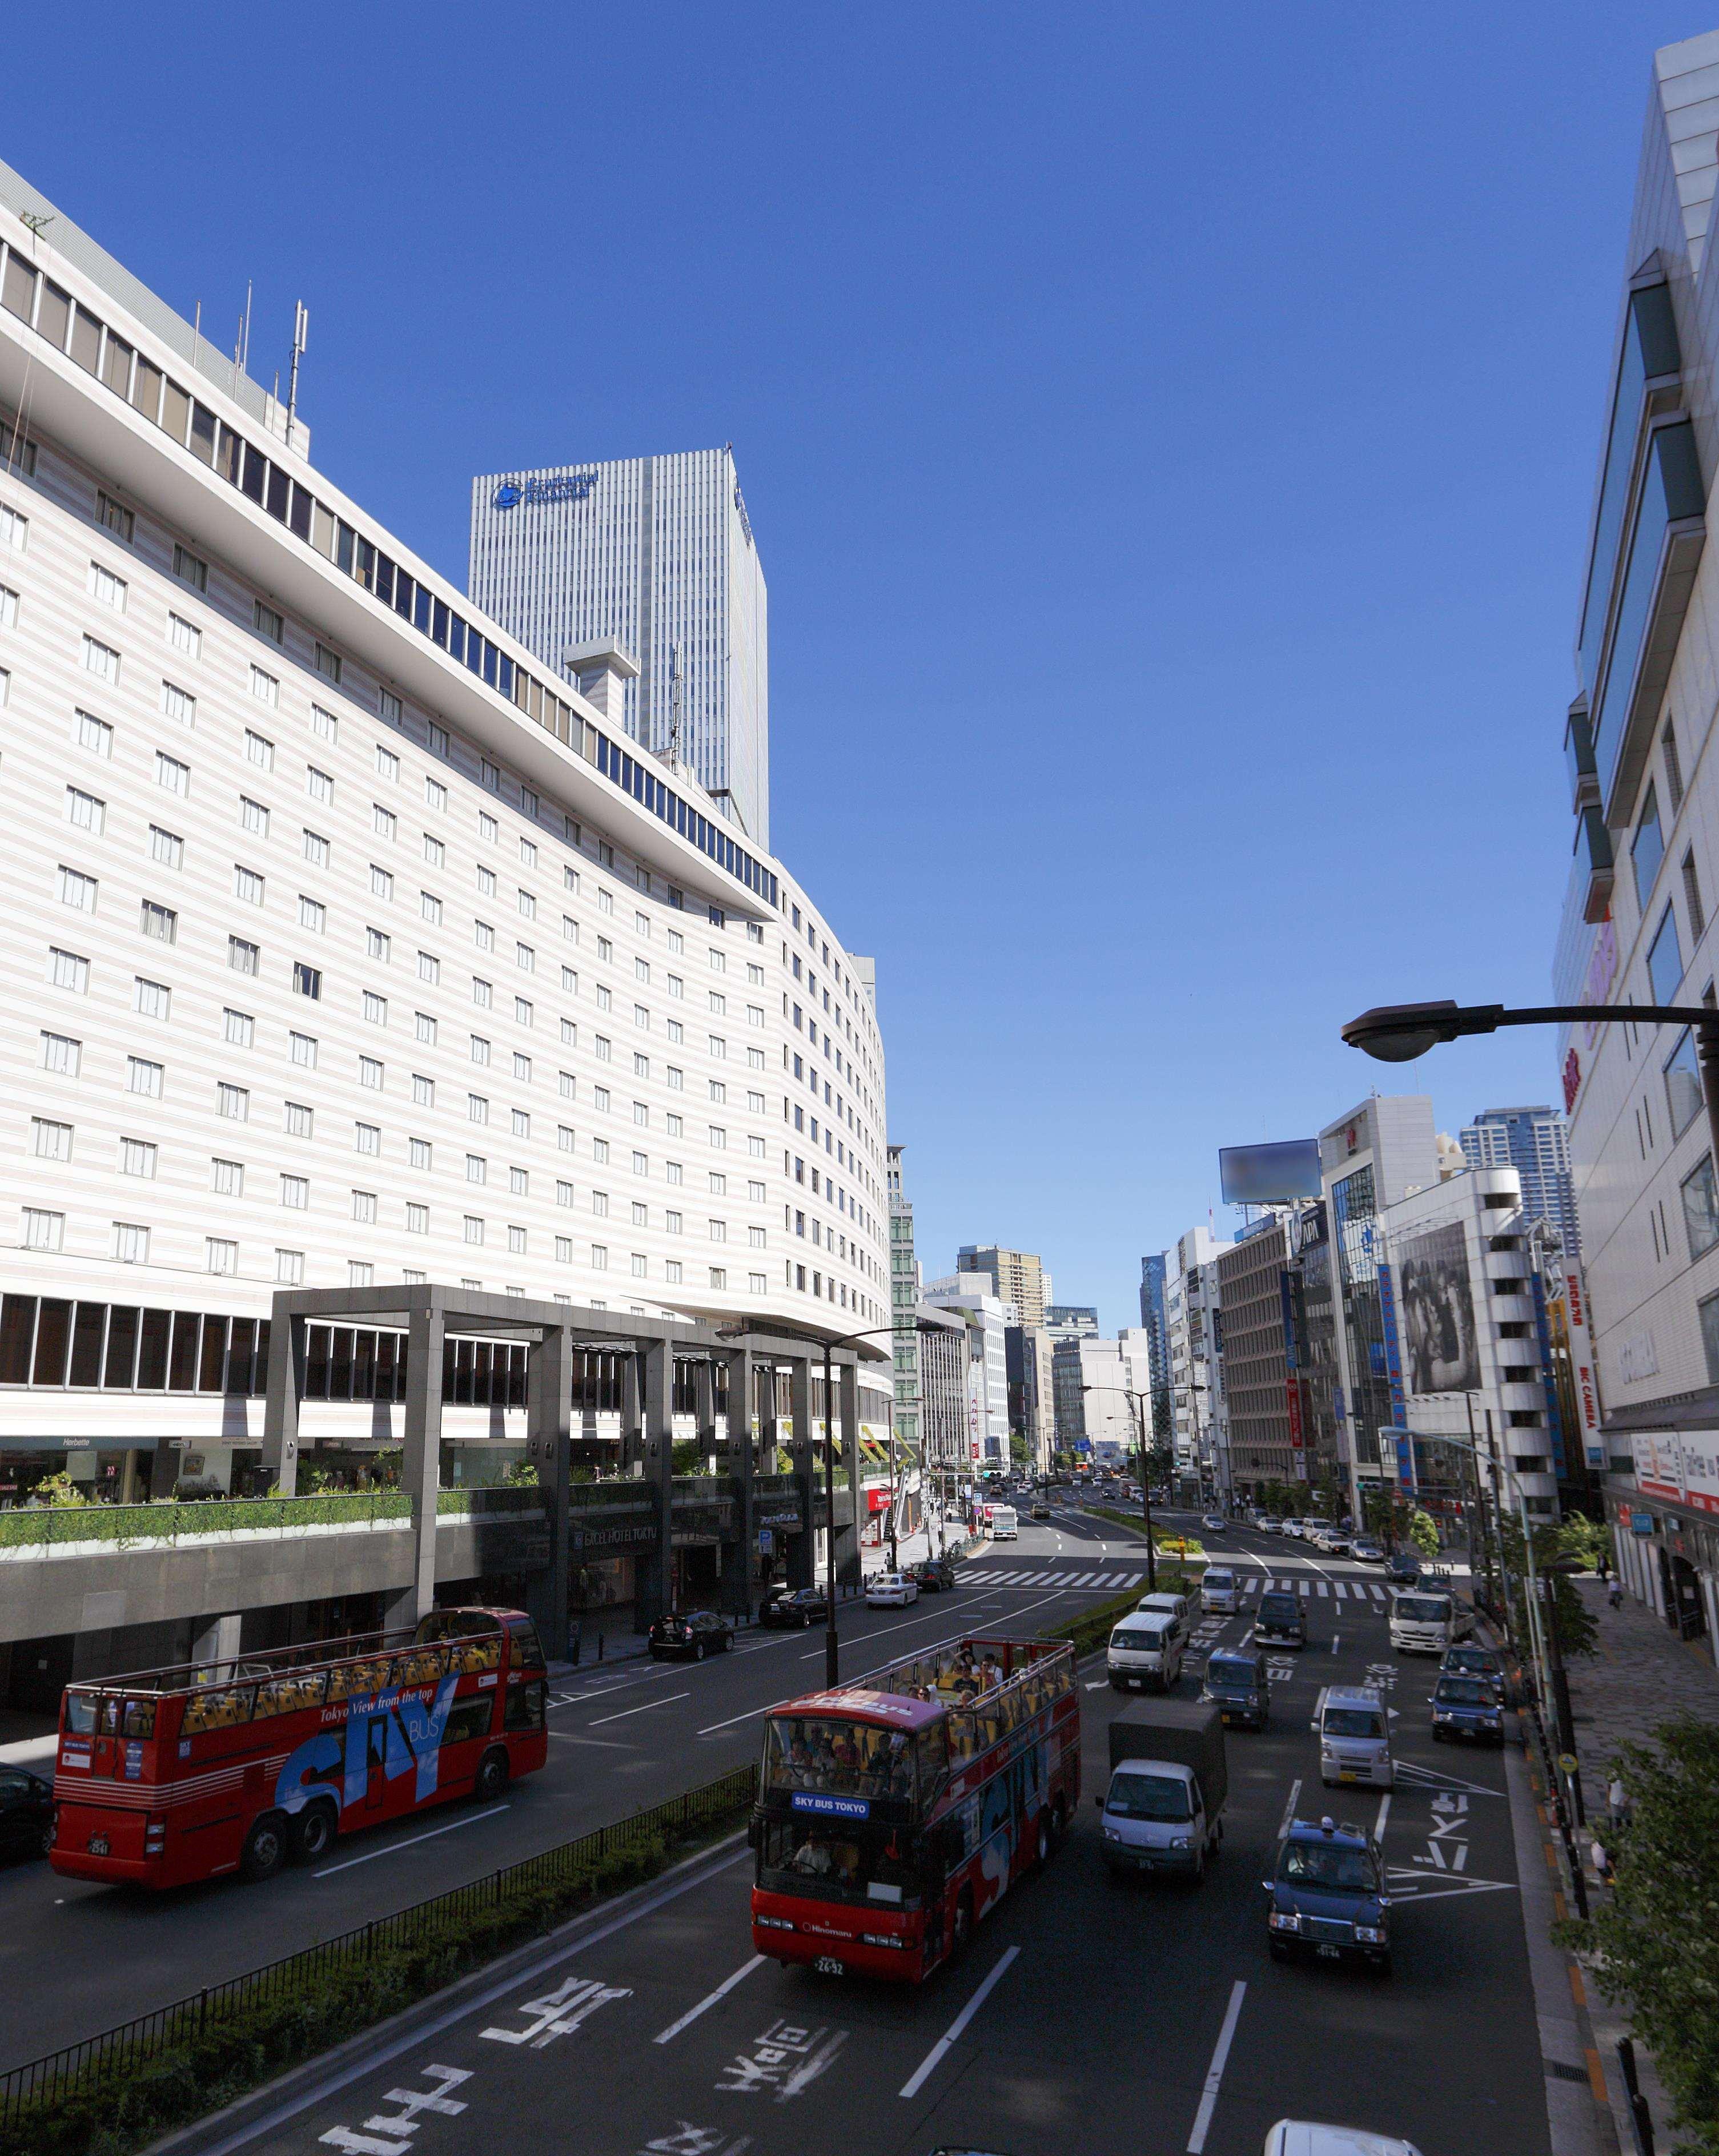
[1331,1635,1340,1655]
[589,1691,690,1727]
[654,1953,767,2044]
[1085,1679,1108,1692]
[898,1944,1022,2099]
[314,1804,509,1878]
[698,1699,776,1736]
[548,1733,632,1749]
[1277,1778,1302,1840]
[1186,1979,1247,2153]
[1375,1793,1391,1843]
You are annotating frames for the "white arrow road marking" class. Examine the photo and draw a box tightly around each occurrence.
[1186,1980,1247,2153]
[898,1945,1022,2099]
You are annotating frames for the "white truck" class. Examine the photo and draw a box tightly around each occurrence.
[1094,1699,1228,1885]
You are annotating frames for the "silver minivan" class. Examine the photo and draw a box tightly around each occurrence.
[1314,1683,1394,1788]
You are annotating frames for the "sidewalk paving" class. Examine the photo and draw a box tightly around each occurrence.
[1563,1578,1719,2156]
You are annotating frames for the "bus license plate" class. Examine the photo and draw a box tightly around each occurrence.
[814,1955,844,1976]
[87,1835,109,1856]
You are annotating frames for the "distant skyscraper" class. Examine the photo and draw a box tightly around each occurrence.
[1044,1305,1099,1451]
[1460,1107,1580,1258]
[957,1246,1050,1326]
[887,1146,922,1452]
[468,446,770,847]
[1139,1254,1171,1445]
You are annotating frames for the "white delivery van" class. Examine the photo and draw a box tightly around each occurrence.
[1136,1590,1193,1646]
[1201,1567,1239,1615]
[1389,1588,1474,1656]
[1313,1684,1394,1788]
[1108,1614,1183,1693]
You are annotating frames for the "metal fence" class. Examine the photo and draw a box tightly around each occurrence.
[0,1762,757,2130]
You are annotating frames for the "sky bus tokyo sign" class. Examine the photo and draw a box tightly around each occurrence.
[492,472,600,512]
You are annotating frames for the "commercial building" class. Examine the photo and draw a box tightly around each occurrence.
[0,166,889,1691]
[1075,1330,1154,1464]
[469,447,769,850]
[1215,1217,1298,1498]
[887,1144,921,1453]
[1163,1229,1228,1493]
[1044,1304,1099,1454]
[1005,1321,1055,1473]
[1138,1252,1172,1445]
[922,1278,1011,1467]
[1459,1107,1581,1259]
[956,1245,1050,1327]
[1547,29,1719,1658]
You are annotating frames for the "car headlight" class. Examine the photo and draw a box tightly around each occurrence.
[1268,1910,1302,1932]
[1433,1710,1455,1722]
[1353,1924,1387,1944]
[1169,1835,1190,1849]
[1102,1825,1119,1841]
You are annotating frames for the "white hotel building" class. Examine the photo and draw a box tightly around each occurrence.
[0,164,889,1511]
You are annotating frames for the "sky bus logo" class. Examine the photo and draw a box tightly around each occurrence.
[492,473,600,512]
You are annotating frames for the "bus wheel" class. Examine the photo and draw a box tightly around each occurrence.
[1034,1813,1052,1869]
[293,1804,337,1864]
[475,1748,511,1803]
[241,1813,288,1882]
[951,1891,974,1960]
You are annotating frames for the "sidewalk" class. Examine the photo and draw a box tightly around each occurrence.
[1561,1579,1719,2156]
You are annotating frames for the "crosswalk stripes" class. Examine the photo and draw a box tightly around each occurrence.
[951,1564,1396,1605]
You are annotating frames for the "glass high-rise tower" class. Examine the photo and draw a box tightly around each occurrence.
[469,445,769,848]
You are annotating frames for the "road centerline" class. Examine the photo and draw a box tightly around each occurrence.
[589,1691,690,1727]
[653,1953,766,2043]
[1187,1979,1247,2153]
[314,1803,510,1879]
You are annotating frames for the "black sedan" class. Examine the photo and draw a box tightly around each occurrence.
[0,1766,53,1862]
[910,1558,957,1593]
[648,1609,735,1659]
[1254,1589,1308,1648]
[758,1587,829,1628]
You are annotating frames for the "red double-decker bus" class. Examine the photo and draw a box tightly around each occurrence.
[750,1633,1079,1981]
[50,1606,548,1889]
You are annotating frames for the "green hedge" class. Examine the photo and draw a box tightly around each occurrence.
[1084,1505,1206,1560]
[0,1800,751,2156]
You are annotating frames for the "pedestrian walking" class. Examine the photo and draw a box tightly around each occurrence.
[1608,1579,1624,1611]
[1590,1832,1613,1885]
[1608,1775,1631,1828]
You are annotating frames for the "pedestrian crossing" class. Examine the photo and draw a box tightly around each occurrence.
[955,1566,1397,1603]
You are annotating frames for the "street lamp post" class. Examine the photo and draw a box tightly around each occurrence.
[719,1318,921,1691]
[1083,1383,1157,1592]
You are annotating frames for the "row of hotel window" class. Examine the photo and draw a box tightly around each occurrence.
[0,244,778,907]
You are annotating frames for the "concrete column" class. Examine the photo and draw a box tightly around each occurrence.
[191,1612,241,1670]
[788,1355,816,1588]
[722,1348,756,1619]
[694,1358,718,1473]
[525,1326,572,1660]
[621,1351,645,1477]
[260,1312,308,1497]
[837,1356,863,1589]
[635,1337,675,1628]
[401,1305,446,1628]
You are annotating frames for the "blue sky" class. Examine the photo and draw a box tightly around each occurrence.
[5,6,1699,1327]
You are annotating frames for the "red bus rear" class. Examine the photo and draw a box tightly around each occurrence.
[50,1606,549,1889]
[750,1634,1079,1981]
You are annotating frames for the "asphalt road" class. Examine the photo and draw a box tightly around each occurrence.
[0,1508,1155,2068]
[164,1510,1551,2156]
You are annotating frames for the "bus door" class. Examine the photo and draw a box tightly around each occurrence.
[366,1716,388,1811]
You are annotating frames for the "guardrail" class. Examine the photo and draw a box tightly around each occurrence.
[0,1763,758,2140]
[0,1483,543,1553]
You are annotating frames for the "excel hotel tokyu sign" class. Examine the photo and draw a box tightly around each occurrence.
[492,472,600,512]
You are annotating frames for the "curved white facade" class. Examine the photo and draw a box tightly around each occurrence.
[0,179,888,1476]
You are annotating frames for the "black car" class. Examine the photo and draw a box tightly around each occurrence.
[910,1558,957,1594]
[1254,1590,1307,1648]
[759,1587,829,1628]
[1202,1648,1268,1730]
[648,1610,734,1659]
[1385,1552,1422,1586]
[1441,1643,1507,1694]
[1266,1816,1391,1973]
[1432,1674,1506,1743]
[0,1766,53,1862]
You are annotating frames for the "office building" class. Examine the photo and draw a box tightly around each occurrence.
[1138,1251,1171,1445]
[1215,1206,1343,1503]
[1075,1329,1154,1465]
[0,166,890,1688]
[1163,1229,1228,1490]
[1548,29,1719,1655]
[1005,1321,1054,1472]
[1044,1304,1099,1453]
[922,1279,1011,1465]
[957,1245,1050,1327]
[469,447,769,850]
[1460,1107,1581,1258]
[887,1145,921,1454]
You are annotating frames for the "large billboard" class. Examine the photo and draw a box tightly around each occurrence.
[1398,1220,1481,1394]
[1219,1139,1322,1206]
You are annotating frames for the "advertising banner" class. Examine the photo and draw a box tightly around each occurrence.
[1375,1262,1412,1489]
[1285,1377,1304,1450]
[1632,1431,1685,1503]
[1397,1221,1481,1394]
[1530,1270,1567,1479]
[1677,1430,1719,1518]
[1564,1266,1605,1470]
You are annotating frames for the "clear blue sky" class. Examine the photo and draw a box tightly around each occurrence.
[5,5,1697,1328]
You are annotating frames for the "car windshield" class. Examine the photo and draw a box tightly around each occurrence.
[1447,1650,1496,1674]
[1323,1708,1385,1739]
[1259,1595,1299,1619]
[1279,1840,1378,1890]
[1112,1624,1168,1650]
[1204,1572,1234,1589]
[1436,1678,1495,1706]
[1207,1656,1258,1687]
[761,1715,918,1803]
[1397,1596,1452,1622]
[1106,1770,1191,1821]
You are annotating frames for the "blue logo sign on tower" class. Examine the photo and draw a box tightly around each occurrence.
[492,473,599,512]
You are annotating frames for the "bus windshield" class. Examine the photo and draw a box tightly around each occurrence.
[756,1817,921,1905]
[762,1716,918,1805]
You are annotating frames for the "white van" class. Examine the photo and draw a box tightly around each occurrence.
[1200,1567,1239,1615]
[1136,1590,1193,1644]
[1389,1588,1475,1656]
[1108,1614,1183,1693]
[1313,1684,1394,1788]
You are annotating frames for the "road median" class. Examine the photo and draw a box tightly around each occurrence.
[0,1767,757,2156]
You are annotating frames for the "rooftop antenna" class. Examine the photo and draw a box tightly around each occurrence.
[18,210,52,246]
[668,639,684,767]
[285,301,308,451]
